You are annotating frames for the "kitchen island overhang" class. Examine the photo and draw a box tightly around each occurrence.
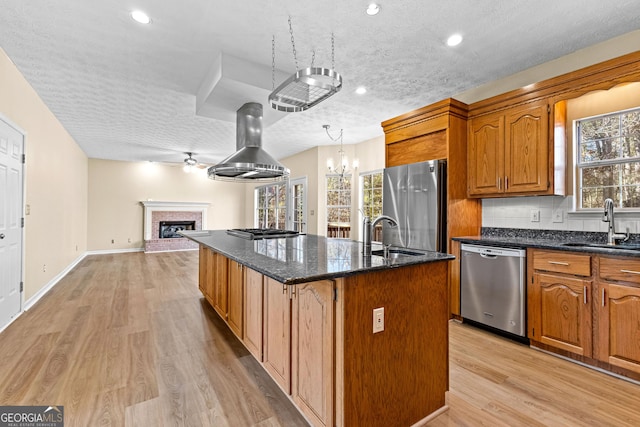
[181,230,454,285]
[182,229,453,427]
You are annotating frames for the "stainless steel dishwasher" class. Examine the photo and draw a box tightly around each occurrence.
[460,244,527,337]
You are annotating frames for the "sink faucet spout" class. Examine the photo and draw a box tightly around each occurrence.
[603,198,629,245]
[363,215,399,256]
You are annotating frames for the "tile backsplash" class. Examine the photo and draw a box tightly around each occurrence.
[482,195,640,234]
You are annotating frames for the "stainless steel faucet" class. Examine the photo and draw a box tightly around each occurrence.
[603,198,629,245]
[363,215,398,256]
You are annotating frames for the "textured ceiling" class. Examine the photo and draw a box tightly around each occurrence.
[1,0,640,167]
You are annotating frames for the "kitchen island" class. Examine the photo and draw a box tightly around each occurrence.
[182,230,454,427]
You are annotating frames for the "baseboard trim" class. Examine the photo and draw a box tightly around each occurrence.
[85,248,145,255]
[24,252,88,311]
[143,248,198,254]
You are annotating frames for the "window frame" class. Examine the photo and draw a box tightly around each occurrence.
[575,106,640,212]
[325,174,352,238]
[254,182,288,229]
[359,169,384,242]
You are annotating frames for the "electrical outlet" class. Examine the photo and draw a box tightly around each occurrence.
[553,209,564,223]
[43,264,46,272]
[111,239,115,244]
[373,307,385,333]
[530,209,540,222]
[128,238,131,243]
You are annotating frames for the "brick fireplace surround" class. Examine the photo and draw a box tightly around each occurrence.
[141,201,210,253]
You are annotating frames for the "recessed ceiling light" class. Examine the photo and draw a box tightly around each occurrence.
[131,10,151,24]
[366,3,381,16]
[355,86,367,95]
[446,33,463,47]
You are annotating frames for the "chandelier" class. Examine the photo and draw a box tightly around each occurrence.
[324,125,357,177]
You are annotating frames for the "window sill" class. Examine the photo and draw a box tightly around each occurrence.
[568,210,640,219]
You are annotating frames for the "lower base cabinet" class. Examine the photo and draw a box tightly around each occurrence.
[292,280,334,427]
[262,277,292,394]
[243,267,264,361]
[529,249,640,379]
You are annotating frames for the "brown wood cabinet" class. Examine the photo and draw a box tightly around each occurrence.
[198,245,214,301]
[291,280,334,427]
[227,259,244,339]
[382,99,482,318]
[596,256,640,375]
[262,276,292,394]
[243,267,264,361]
[211,251,228,319]
[468,100,550,197]
[528,250,593,356]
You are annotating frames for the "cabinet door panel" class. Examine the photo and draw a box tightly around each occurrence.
[212,253,228,319]
[292,280,334,427]
[597,283,640,374]
[505,102,549,193]
[228,260,244,339]
[244,268,263,361]
[468,113,504,196]
[535,273,592,356]
[263,277,291,394]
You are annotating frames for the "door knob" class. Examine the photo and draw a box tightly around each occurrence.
[0,234,4,239]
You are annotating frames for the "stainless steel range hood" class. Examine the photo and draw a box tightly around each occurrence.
[208,102,290,182]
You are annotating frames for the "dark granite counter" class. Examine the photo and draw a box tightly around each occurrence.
[452,228,640,257]
[181,230,454,284]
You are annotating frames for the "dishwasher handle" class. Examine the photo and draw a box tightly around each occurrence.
[480,252,498,259]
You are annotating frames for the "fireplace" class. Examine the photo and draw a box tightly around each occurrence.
[140,201,210,253]
[159,221,196,238]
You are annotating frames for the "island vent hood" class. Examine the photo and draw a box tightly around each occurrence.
[208,102,290,182]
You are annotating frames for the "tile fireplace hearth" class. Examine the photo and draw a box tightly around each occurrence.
[141,201,210,253]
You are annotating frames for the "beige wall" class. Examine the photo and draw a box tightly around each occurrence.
[271,135,385,239]
[0,48,88,302]
[88,159,248,250]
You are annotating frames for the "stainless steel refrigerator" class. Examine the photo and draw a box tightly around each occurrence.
[382,160,447,252]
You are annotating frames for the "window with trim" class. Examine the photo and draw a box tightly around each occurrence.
[360,171,383,241]
[326,175,351,238]
[577,107,640,209]
[255,183,287,229]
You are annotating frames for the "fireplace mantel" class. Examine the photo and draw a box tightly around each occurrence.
[141,201,210,241]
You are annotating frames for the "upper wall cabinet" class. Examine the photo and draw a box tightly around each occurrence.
[468,100,552,197]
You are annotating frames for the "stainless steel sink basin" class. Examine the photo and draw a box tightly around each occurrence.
[561,242,640,250]
[371,248,426,259]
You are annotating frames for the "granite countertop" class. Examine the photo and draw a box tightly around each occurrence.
[452,228,640,257]
[181,230,454,285]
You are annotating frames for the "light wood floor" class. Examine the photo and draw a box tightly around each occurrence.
[1,251,639,426]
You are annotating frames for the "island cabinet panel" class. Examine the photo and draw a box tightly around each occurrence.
[212,252,229,319]
[198,245,214,301]
[227,259,244,339]
[291,280,334,427]
[262,277,292,394]
[243,268,264,361]
[336,261,449,427]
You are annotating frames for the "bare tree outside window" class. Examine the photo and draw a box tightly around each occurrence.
[577,108,640,209]
[255,183,287,229]
[361,171,383,241]
[326,175,351,238]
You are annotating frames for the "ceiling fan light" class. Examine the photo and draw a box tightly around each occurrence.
[366,4,381,16]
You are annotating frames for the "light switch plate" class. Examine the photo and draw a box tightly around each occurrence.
[552,209,564,223]
[530,209,540,222]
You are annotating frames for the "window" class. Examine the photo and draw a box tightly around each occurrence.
[577,108,640,209]
[326,175,351,238]
[360,171,383,241]
[255,183,287,229]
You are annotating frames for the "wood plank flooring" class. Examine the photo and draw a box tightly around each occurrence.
[1,250,639,426]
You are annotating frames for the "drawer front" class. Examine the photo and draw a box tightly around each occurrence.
[532,250,591,276]
[599,257,640,284]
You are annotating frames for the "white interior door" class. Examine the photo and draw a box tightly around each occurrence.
[0,116,24,330]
